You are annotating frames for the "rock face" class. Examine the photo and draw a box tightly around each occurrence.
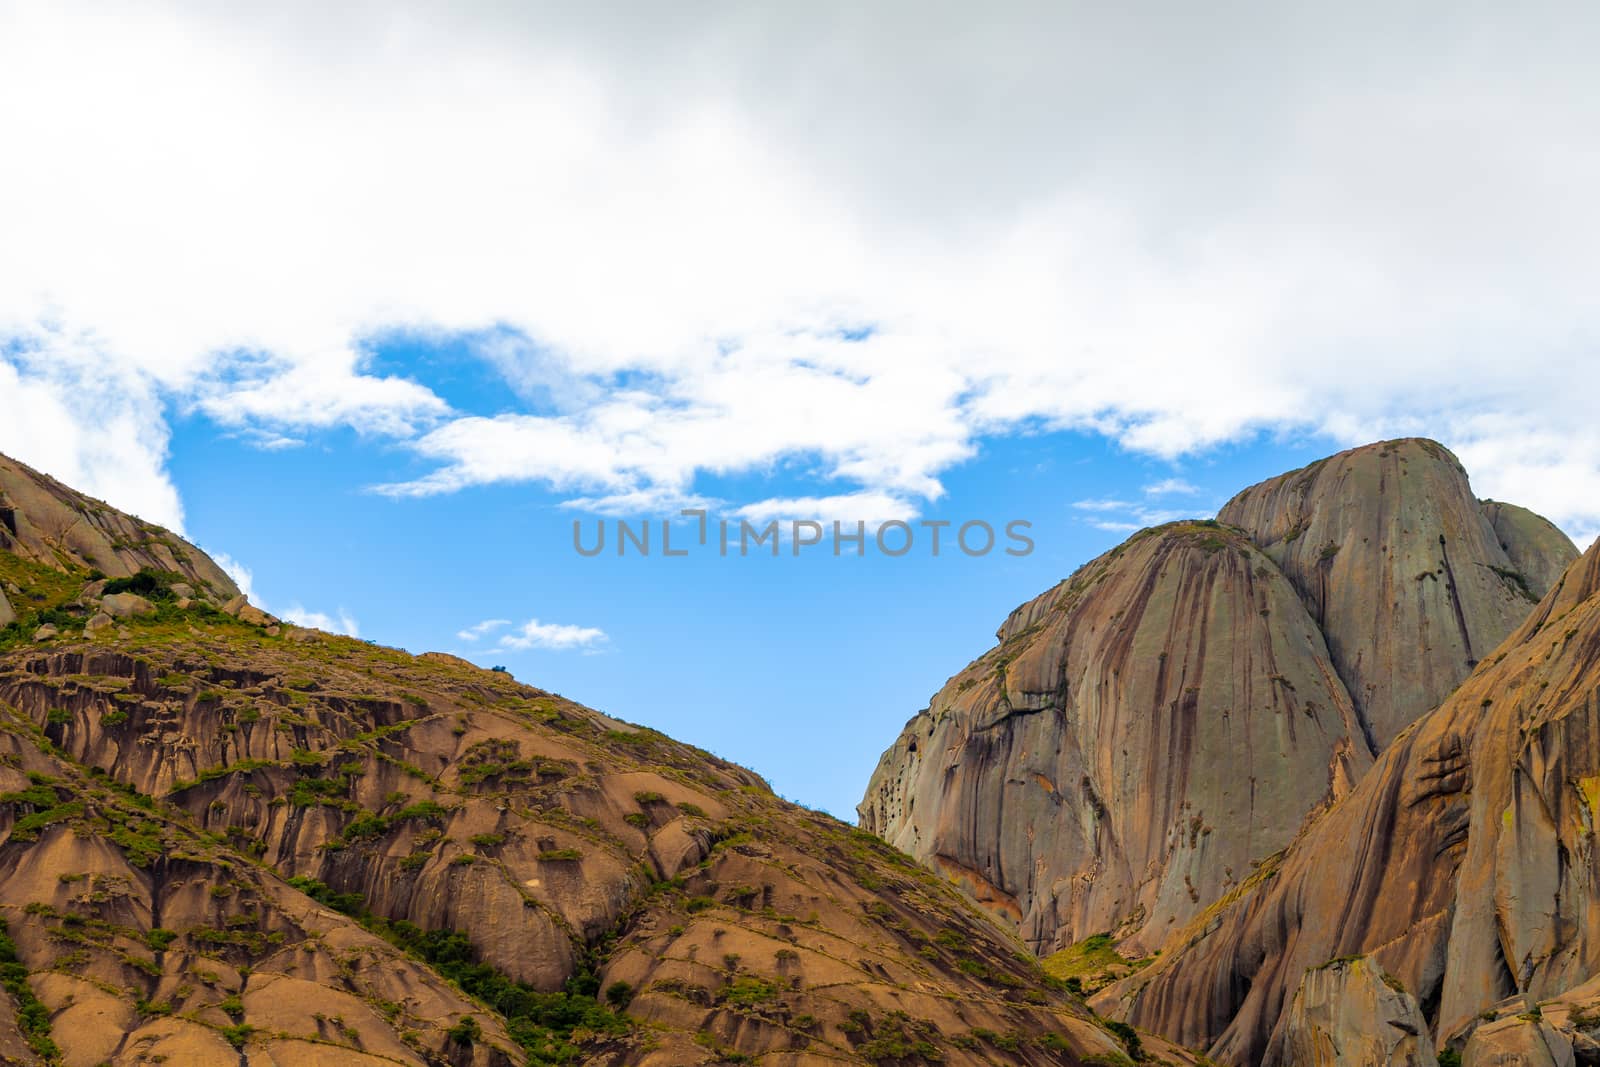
[1104,539,1600,1066]
[1283,957,1438,1067]
[1218,438,1571,750]
[1482,500,1581,599]
[0,450,1186,1066]
[1461,972,1600,1066]
[0,587,12,628]
[861,438,1575,960]
[0,452,238,597]
[861,522,1370,956]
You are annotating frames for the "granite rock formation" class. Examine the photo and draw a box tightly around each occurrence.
[1102,539,1600,1066]
[861,439,1577,963]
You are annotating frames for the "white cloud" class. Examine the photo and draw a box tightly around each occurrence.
[1073,499,1135,512]
[281,605,361,638]
[3,4,1600,536]
[498,618,609,652]
[1144,479,1202,497]
[456,618,511,642]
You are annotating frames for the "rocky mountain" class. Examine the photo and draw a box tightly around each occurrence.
[1103,537,1600,1066]
[860,439,1577,964]
[0,455,1195,1065]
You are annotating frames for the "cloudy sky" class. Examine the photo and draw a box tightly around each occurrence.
[2,2,1596,813]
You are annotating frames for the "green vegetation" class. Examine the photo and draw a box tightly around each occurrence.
[1042,933,1151,995]
[285,876,629,1064]
[1104,1019,1144,1061]
[102,567,184,601]
[0,918,60,1060]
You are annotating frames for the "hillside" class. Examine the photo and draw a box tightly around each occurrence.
[0,450,1192,1066]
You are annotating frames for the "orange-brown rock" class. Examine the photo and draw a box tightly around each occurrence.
[0,453,237,598]
[1102,538,1600,1066]
[0,451,1186,1065]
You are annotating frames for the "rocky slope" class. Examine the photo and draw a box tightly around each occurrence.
[1101,538,1600,1066]
[0,454,1195,1065]
[861,439,1576,963]
[0,453,237,597]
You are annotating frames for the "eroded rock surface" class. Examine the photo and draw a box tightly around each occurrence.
[1283,956,1438,1067]
[0,453,237,596]
[1218,438,1572,750]
[0,449,1178,1065]
[1104,539,1600,1066]
[861,522,1370,956]
[861,439,1573,962]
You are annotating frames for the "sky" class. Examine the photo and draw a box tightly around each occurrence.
[2,2,1597,816]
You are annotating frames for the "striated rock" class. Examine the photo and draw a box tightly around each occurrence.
[1106,538,1600,1066]
[863,438,1576,966]
[1283,956,1438,1067]
[861,521,1371,955]
[0,452,238,596]
[1482,500,1579,601]
[100,591,156,617]
[1217,438,1575,751]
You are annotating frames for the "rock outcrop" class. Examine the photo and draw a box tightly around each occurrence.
[0,453,237,598]
[0,449,1187,1066]
[1103,538,1600,1066]
[1283,957,1438,1067]
[861,439,1575,961]
[861,521,1370,956]
[1218,438,1571,750]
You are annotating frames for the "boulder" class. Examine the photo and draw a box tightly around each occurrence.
[33,624,58,640]
[1283,957,1438,1067]
[84,612,114,634]
[237,604,275,627]
[0,587,13,628]
[100,592,156,618]
[221,594,248,617]
[1463,1016,1574,1067]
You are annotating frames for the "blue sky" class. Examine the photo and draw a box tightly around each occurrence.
[2,4,1597,815]
[161,346,1332,817]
